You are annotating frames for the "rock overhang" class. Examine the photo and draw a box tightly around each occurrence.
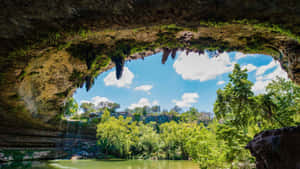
[0,0,300,126]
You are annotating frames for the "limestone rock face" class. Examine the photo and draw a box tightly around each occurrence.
[246,126,300,169]
[1,0,300,125]
[0,122,97,162]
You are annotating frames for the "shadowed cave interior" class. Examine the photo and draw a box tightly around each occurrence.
[0,1,300,169]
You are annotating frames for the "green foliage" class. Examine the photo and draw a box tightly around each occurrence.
[209,64,300,168]
[215,64,299,129]
[63,98,79,116]
[155,31,184,49]
[65,63,298,169]
[185,120,227,168]
[190,37,231,52]
[101,108,111,123]
[255,77,300,128]
[97,116,133,158]
[234,19,300,43]
[216,123,253,163]
[67,42,108,70]
[199,19,300,43]
[214,64,255,128]
[80,102,96,118]
[96,115,254,168]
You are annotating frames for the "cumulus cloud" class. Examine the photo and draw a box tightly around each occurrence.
[80,96,111,105]
[242,64,257,72]
[217,80,226,85]
[252,80,270,95]
[80,96,114,110]
[104,67,134,88]
[235,52,247,60]
[256,60,277,76]
[235,52,258,60]
[253,65,288,94]
[128,98,159,109]
[172,93,199,108]
[173,52,234,82]
[134,85,153,94]
[152,100,159,106]
[92,96,111,104]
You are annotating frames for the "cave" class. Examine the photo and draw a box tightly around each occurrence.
[0,0,300,168]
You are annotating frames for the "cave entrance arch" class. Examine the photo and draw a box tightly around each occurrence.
[1,1,300,168]
[1,23,299,127]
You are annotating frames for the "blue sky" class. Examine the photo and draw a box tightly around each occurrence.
[73,51,288,113]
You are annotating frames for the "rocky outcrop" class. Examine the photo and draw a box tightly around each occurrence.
[0,121,98,162]
[246,126,300,169]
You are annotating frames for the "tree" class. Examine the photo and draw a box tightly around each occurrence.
[80,102,96,117]
[266,77,300,125]
[214,64,255,128]
[142,106,151,116]
[255,77,300,128]
[171,105,182,113]
[97,116,133,158]
[216,122,253,164]
[101,108,111,123]
[185,120,228,169]
[64,98,79,116]
[181,107,199,122]
[95,101,120,113]
[151,105,161,113]
[107,102,120,113]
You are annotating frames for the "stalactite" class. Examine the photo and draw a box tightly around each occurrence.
[171,48,177,59]
[85,76,94,92]
[111,56,125,80]
[162,48,171,64]
[67,43,106,70]
[186,50,190,56]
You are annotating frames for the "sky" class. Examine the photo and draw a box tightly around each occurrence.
[73,50,288,113]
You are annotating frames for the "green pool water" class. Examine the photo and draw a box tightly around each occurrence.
[0,160,199,169]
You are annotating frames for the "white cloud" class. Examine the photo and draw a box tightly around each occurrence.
[152,100,159,106]
[252,80,270,94]
[172,93,199,108]
[104,67,134,88]
[235,52,258,60]
[256,76,264,81]
[80,96,112,104]
[173,52,234,82]
[129,98,159,109]
[256,60,277,76]
[80,96,113,109]
[134,85,153,94]
[263,66,288,80]
[253,65,288,94]
[242,64,257,72]
[235,52,247,60]
[217,80,226,85]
